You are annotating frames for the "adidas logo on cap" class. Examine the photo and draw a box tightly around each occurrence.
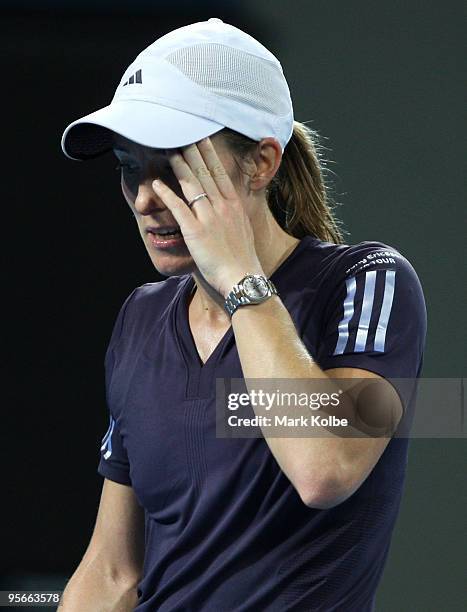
[122,68,142,86]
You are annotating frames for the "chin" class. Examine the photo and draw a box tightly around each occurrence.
[148,253,195,278]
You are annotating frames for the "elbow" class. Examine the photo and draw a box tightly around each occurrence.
[297,473,355,510]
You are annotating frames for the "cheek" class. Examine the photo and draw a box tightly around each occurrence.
[121,176,137,209]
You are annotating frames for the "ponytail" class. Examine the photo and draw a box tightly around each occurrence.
[220,121,345,244]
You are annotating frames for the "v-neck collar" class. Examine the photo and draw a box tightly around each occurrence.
[174,236,314,395]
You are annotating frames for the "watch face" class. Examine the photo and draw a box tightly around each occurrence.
[243,276,269,300]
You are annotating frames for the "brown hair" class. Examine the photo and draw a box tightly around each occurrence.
[219,120,346,244]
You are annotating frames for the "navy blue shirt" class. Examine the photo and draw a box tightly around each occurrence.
[97,235,427,611]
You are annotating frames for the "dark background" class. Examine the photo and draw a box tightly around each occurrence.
[2,1,466,610]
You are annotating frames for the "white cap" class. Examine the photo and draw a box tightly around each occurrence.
[60,17,294,160]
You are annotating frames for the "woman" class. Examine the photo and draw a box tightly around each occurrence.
[59,18,426,612]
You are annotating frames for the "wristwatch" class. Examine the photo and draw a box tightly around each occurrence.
[224,274,279,318]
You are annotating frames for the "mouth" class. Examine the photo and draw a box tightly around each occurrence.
[145,225,185,248]
[146,225,182,237]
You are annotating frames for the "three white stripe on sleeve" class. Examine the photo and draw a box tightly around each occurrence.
[333,269,396,356]
[100,416,115,460]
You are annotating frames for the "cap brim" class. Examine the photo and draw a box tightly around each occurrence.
[61,100,226,161]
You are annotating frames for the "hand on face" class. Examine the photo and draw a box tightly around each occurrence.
[151,137,264,298]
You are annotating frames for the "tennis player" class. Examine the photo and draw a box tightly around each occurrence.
[58,18,427,611]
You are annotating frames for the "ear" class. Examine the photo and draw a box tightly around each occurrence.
[248,137,283,193]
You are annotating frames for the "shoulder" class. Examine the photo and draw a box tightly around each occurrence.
[312,239,427,379]
[334,240,415,278]
[329,240,425,308]
[131,275,186,305]
[111,274,188,332]
[305,237,423,288]
[306,237,409,274]
[307,237,426,333]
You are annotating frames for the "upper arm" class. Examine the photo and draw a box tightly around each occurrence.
[97,288,140,486]
[78,289,145,581]
[83,478,145,585]
[305,244,427,506]
[316,243,427,380]
[318,366,403,504]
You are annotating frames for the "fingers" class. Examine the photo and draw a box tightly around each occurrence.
[167,137,238,207]
[171,143,221,204]
[166,148,213,208]
[194,137,238,201]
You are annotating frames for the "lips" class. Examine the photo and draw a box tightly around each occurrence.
[147,230,185,248]
[145,225,181,235]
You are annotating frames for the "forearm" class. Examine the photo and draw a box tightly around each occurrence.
[230,294,382,505]
[58,556,139,612]
[231,294,315,380]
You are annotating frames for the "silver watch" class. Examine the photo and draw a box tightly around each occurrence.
[224,274,278,318]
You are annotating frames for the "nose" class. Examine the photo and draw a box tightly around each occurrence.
[133,178,166,216]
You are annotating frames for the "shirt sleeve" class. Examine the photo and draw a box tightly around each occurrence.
[97,413,132,485]
[315,242,427,382]
[97,288,139,486]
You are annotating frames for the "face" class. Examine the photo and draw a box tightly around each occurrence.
[111,132,242,277]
